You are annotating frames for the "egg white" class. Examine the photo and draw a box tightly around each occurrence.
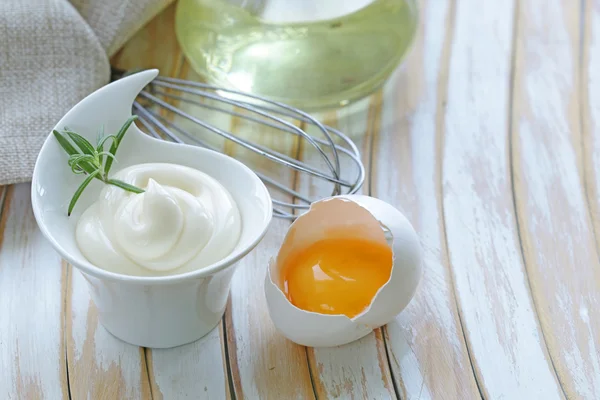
[264,194,423,348]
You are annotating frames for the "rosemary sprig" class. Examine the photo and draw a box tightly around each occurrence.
[53,116,145,216]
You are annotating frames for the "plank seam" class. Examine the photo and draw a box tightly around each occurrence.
[435,0,485,397]
[304,348,319,399]
[0,186,11,250]
[507,0,568,397]
[63,262,73,400]
[224,296,244,398]
[221,305,237,400]
[380,330,402,400]
[144,349,154,400]
[365,89,400,400]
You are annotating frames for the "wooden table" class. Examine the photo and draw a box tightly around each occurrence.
[2,1,600,398]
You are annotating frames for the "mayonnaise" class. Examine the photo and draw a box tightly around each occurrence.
[75,163,242,276]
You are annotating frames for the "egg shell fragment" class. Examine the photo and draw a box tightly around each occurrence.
[264,194,423,348]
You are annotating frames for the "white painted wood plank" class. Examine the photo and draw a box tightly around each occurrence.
[513,0,600,398]
[66,267,151,399]
[0,184,68,399]
[583,8,600,388]
[583,1,600,238]
[149,324,230,399]
[307,331,394,400]
[442,0,564,398]
[299,99,396,399]
[371,0,480,398]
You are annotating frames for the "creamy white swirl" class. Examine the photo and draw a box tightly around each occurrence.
[75,163,242,276]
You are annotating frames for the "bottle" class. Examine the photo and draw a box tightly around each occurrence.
[175,0,418,110]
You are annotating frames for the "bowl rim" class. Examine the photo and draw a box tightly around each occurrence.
[31,70,273,285]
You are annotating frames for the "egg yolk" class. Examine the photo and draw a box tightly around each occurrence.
[281,237,393,318]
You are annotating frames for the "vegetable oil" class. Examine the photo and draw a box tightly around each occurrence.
[175,0,418,109]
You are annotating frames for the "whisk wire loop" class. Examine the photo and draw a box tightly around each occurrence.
[116,69,365,218]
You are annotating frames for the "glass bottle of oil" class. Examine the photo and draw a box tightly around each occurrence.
[175,0,418,109]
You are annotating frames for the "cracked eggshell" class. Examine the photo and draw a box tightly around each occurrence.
[264,194,423,348]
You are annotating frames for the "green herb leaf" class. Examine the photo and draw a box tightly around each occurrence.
[54,131,97,175]
[107,179,145,194]
[97,151,116,161]
[54,117,144,216]
[68,154,96,175]
[68,170,100,216]
[96,125,105,146]
[97,136,117,169]
[68,153,95,165]
[97,135,117,152]
[65,131,96,156]
[104,116,138,175]
[53,130,79,155]
[96,125,105,166]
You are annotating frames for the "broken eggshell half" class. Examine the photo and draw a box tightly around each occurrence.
[264,194,423,348]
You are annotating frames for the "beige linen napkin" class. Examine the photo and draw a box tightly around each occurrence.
[0,0,172,185]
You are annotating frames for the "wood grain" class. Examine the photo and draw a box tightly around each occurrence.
[371,0,481,398]
[582,7,600,392]
[513,0,600,398]
[441,0,564,398]
[66,267,151,399]
[298,98,397,399]
[148,323,231,399]
[583,0,600,241]
[5,1,595,397]
[110,2,183,75]
[0,185,68,399]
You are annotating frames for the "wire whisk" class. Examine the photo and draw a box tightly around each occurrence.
[112,69,365,219]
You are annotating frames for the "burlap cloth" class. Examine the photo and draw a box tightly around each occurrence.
[0,0,173,185]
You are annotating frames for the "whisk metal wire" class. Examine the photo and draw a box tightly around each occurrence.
[114,69,365,219]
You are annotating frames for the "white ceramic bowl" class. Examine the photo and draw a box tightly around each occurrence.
[31,69,273,348]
